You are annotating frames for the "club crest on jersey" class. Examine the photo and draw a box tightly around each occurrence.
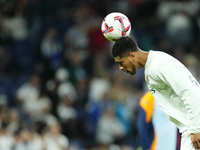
[146,76,150,86]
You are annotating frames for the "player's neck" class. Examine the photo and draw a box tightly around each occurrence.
[136,49,149,68]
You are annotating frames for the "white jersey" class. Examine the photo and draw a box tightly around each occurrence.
[145,50,200,134]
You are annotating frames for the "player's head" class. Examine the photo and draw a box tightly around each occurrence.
[112,36,138,58]
[112,36,139,75]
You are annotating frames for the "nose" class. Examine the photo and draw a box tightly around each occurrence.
[119,66,124,71]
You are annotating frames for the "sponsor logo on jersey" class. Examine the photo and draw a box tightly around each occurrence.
[150,88,156,94]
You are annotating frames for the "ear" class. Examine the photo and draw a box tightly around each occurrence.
[129,52,136,58]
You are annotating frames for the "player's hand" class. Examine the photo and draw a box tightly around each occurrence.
[191,132,200,149]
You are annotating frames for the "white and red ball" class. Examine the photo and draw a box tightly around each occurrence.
[101,12,131,42]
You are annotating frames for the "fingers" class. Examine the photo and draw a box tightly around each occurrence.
[193,141,198,149]
[191,133,200,149]
[198,139,200,149]
[192,140,200,149]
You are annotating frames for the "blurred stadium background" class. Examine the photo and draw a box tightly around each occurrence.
[0,0,200,150]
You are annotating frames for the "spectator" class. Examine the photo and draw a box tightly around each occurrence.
[15,74,40,114]
[44,123,69,150]
[14,128,40,150]
[0,121,15,150]
[27,89,52,123]
[56,67,77,101]
[40,27,63,70]
[96,108,126,145]
[7,108,22,134]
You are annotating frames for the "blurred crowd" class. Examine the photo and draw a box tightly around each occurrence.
[0,0,200,150]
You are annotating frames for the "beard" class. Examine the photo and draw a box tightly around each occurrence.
[130,66,137,75]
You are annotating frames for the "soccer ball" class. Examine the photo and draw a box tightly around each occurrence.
[101,12,131,42]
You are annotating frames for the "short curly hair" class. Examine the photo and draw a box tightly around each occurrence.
[112,36,138,58]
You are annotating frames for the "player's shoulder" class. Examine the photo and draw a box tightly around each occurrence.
[146,50,165,70]
[148,50,177,67]
[149,50,170,59]
[145,50,175,77]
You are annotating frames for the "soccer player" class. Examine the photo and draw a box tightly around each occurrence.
[112,36,200,150]
[137,91,178,150]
